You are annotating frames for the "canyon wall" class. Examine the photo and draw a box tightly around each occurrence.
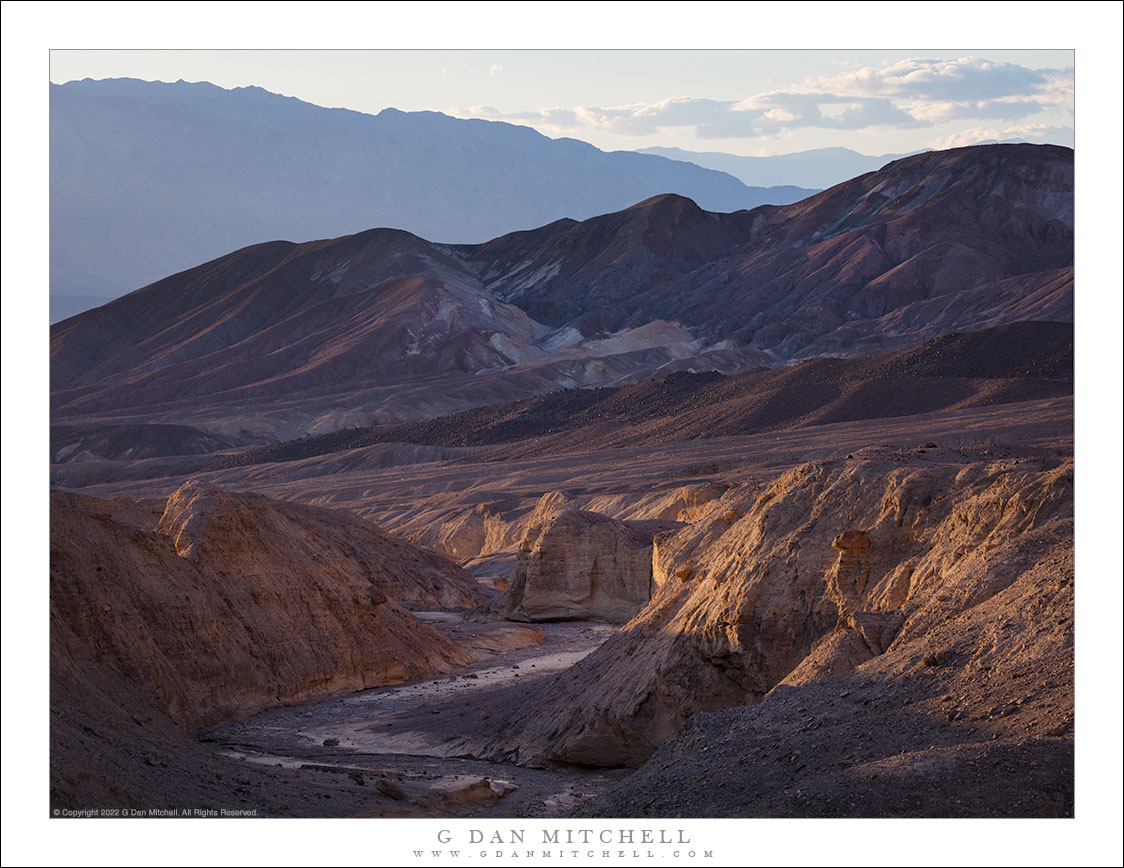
[481,448,1073,767]
[581,519,1074,816]
[50,481,489,730]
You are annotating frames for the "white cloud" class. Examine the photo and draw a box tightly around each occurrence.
[760,108,798,123]
[455,56,1073,142]
[928,123,1075,150]
[792,56,1051,101]
[730,92,920,135]
[908,98,1045,123]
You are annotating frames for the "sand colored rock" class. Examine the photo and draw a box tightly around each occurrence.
[664,482,730,522]
[482,449,1073,767]
[410,490,579,567]
[51,482,489,729]
[156,479,486,609]
[488,508,679,623]
[580,528,1074,817]
[832,530,871,550]
[427,776,518,806]
[416,502,510,561]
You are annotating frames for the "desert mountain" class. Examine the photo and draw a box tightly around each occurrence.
[50,228,549,413]
[447,193,761,329]
[50,77,812,316]
[50,144,1072,448]
[454,144,1072,353]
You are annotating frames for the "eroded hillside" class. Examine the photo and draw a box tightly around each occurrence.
[51,481,487,730]
[475,448,1073,775]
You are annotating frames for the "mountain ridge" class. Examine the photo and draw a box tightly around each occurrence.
[50,77,815,317]
[50,143,1073,445]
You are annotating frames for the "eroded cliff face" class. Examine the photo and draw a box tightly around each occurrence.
[580,530,1074,816]
[404,484,726,584]
[50,481,489,730]
[156,480,486,609]
[499,509,679,623]
[481,448,1073,767]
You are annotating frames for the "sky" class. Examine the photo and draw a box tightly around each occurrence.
[49,48,1075,157]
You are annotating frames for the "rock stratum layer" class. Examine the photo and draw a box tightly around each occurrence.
[50,481,488,730]
[481,449,1073,770]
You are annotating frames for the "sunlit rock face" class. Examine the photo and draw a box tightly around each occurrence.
[496,508,678,624]
[480,450,1072,768]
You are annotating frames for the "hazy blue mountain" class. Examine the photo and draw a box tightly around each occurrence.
[636,145,923,189]
[50,78,814,321]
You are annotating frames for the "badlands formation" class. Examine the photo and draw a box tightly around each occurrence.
[48,144,1074,817]
[50,427,1074,816]
[478,449,1073,782]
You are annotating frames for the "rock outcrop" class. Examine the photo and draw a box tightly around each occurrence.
[513,511,650,622]
[480,448,1073,767]
[50,481,490,729]
[486,507,679,623]
[412,501,519,563]
[155,480,486,610]
[579,527,1074,816]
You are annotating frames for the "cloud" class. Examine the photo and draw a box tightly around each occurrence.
[908,98,1045,123]
[792,56,1050,102]
[928,123,1075,150]
[469,105,579,127]
[577,97,742,136]
[741,56,1072,131]
[729,92,920,136]
[455,56,1073,141]
[468,94,917,139]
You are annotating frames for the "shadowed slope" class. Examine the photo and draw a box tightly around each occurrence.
[50,482,488,730]
[449,144,1072,353]
[211,321,1071,467]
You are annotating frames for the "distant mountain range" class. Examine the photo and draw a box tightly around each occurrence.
[49,78,815,319]
[51,144,1072,449]
[467,144,1073,354]
[636,145,923,189]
